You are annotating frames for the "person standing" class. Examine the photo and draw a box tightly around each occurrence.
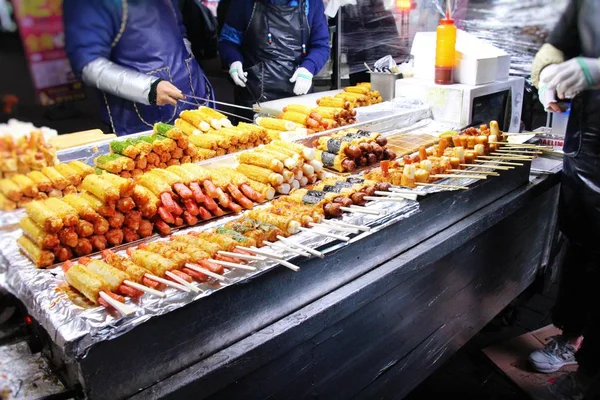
[529,0,600,398]
[64,0,214,136]
[218,0,330,109]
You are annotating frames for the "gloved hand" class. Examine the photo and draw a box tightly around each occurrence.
[229,61,248,88]
[290,67,313,96]
[538,64,561,112]
[545,57,600,100]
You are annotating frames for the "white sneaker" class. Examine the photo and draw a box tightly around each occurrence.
[530,336,578,373]
[532,372,588,400]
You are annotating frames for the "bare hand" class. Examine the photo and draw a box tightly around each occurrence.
[156,81,184,106]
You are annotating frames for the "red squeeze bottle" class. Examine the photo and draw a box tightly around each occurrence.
[435,12,457,84]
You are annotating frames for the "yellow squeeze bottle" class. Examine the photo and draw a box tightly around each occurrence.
[434,12,457,84]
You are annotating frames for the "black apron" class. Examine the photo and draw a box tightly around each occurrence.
[558,90,600,248]
[235,0,309,113]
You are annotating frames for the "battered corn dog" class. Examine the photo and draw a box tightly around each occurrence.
[238,151,284,173]
[41,166,69,190]
[192,231,244,252]
[11,174,38,197]
[63,262,108,304]
[187,133,223,150]
[28,171,52,192]
[55,163,83,186]
[19,217,59,250]
[18,235,55,268]
[0,178,22,201]
[175,117,208,135]
[98,172,134,197]
[246,209,301,235]
[45,198,80,227]
[82,174,120,203]
[131,185,159,218]
[213,167,275,200]
[26,200,64,233]
[129,249,177,276]
[62,194,101,222]
[68,160,95,178]
[236,164,284,186]
[85,260,130,292]
[0,193,16,211]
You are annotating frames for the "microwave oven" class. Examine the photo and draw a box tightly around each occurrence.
[394,76,525,132]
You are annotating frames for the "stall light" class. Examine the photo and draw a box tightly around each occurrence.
[396,0,415,11]
[25,315,32,325]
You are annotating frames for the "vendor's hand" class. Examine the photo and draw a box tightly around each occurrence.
[290,67,313,96]
[156,81,184,106]
[538,64,562,112]
[229,61,248,87]
[545,57,600,100]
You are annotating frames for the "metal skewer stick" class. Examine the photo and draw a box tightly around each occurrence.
[182,94,260,112]
[178,99,254,122]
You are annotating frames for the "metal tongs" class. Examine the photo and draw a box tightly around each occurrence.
[179,88,262,123]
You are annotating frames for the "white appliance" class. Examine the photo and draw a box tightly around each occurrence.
[395,76,525,133]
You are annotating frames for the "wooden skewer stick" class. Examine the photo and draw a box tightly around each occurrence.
[447,169,499,176]
[495,149,543,155]
[490,153,535,160]
[123,280,166,298]
[481,155,532,161]
[499,143,553,149]
[321,219,371,232]
[415,182,469,190]
[165,271,201,293]
[299,226,350,242]
[209,259,257,272]
[218,250,265,262]
[340,206,382,215]
[389,186,426,196]
[275,259,301,272]
[364,196,408,203]
[460,164,513,170]
[243,246,300,271]
[99,292,137,316]
[475,159,524,166]
[239,246,285,260]
[144,273,190,292]
[266,240,311,257]
[374,190,418,201]
[309,222,358,234]
[276,235,324,258]
[185,263,228,281]
[430,174,487,180]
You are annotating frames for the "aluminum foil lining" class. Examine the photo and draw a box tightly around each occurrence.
[0,196,419,359]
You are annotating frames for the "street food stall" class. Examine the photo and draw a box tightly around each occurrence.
[0,83,563,399]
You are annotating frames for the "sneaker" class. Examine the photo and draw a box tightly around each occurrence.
[532,372,588,400]
[530,335,578,373]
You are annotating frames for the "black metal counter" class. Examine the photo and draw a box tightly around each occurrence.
[121,171,561,400]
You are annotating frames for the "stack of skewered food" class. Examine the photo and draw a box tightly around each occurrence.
[449,121,503,153]
[0,160,94,211]
[274,104,357,134]
[97,123,211,178]
[235,140,324,195]
[137,163,267,234]
[175,108,270,155]
[0,131,58,179]
[18,172,157,267]
[313,129,396,173]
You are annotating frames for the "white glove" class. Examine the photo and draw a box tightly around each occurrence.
[290,67,313,96]
[538,64,559,111]
[545,57,600,100]
[229,61,248,88]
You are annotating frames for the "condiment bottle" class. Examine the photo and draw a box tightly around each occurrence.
[434,12,457,85]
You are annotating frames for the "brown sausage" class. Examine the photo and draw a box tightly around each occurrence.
[153,219,171,236]
[323,203,343,218]
[76,220,94,238]
[108,212,125,229]
[383,149,396,160]
[376,136,388,146]
[53,246,73,263]
[362,186,376,196]
[375,182,392,192]
[93,217,110,235]
[117,197,136,213]
[359,142,370,154]
[344,145,362,159]
[124,210,142,231]
[367,153,378,165]
[341,159,356,172]
[333,197,353,207]
[137,220,154,238]
[371,143,383,157]
[350,192,367,206]
[58,227,78,248]
[359,156,368,167]
[123,228,140,243]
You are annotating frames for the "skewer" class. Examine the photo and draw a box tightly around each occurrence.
[460,164,513,170]
[321,219,371,232]
[415,182,469,190]
[447,169,499,176]
[389,187,426,196]
[364,196,409,203]
[218,250,266,262]
[239,246,285,260]
[144,273,191,292]
[276,235,324,258]
[299,226,350,242]
[495,149,543,155]
[165,271,201,293]
[266,240,312,257]
[479,155,530,162]
[475,160,524,167]
[98,292,137,316]
[489,153,535,160]
[185,263,228,281]
[309,222,359,234]
[430,174,487,180]
[275,259,301,272]
[374,190,418,200]
[123,280,167,298]
[340,206,382,215]
[499,143,553,150]
[210,258,257,271]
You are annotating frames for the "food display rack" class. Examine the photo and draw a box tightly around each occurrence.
[0,112,562,400]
